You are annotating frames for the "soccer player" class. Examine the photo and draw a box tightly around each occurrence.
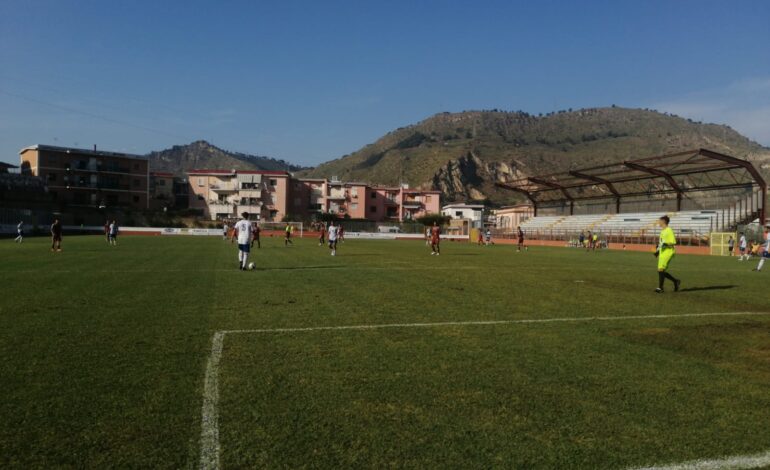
[654,215,681,293]
[517,226,525,252]
[222,222,229,241]
[477,229,484,246]
[338,224,345,242]
[251,222,261,249]
[318,223,326,246]
[586,231,593,251]
[234,212,253,270]
[108,220,119,246]
[592,233,599,251]
[738,232,748,260]
[430,221,441,255]
[14,221,23,243]
[327,221,339,256]
[727,236,734,256]
[50,218,62,252]
[284,223,293,246]
[104,220,110,243]
[754,229,769,272]
[578,231,585,249]
[484,228,492,246]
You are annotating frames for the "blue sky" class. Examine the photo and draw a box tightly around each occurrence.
[1,0,768,166]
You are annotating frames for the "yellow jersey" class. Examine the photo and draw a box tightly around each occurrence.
[659,226,676,251]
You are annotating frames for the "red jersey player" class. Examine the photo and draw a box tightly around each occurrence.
[430,222,441,255]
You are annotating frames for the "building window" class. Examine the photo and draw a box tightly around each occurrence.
[198,178,204,187]
[294,197,301,206]
[425,196,431,202]
[269,210,278,218]
[133,195,140,203]
[133,163,139,170]
[133,179,140,187]
[369,205,376,213]
[197,195,205,201]
[159,179,166,186]
[350,203,358,210]
[351,188,358,197]
[47,173,57,182]
[370,192,376,199]
[269,179,277,186]
[455,211,463,217]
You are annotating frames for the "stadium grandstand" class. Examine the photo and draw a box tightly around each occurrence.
[496,148,766,247]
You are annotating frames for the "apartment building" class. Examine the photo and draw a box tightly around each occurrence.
[291,178,441,222]
[189,170,441,222]
[19,145,149,209]
[187,169,291,221]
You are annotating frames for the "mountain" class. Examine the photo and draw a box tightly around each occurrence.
[300,107,770,205]
[147,140,305,175]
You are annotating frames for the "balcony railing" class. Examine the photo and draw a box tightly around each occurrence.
[210,183,237,192]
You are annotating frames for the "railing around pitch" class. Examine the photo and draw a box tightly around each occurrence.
[493,228,710,247]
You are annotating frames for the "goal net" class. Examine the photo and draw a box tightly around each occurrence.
[710,231,736,256]
[258,221,304,238]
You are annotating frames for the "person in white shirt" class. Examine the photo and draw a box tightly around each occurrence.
[754,229,770,272]
[14,221,23,243]
[738,232,748,261]
[108,220,119,246]
[222,222,229,241]
[234,212,253,270]
[327,221,339,256]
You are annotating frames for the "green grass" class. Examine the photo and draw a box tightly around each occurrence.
[1,235,769,468]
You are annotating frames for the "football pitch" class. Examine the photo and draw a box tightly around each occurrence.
[1,235,770,469]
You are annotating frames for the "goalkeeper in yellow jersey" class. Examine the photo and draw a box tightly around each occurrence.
[654,215,681,293]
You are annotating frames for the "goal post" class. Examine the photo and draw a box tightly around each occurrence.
[710,231,736,256]
[258,221,304,238]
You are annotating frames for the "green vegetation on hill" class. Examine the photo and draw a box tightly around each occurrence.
[147,140,304,176]
[300,108,770,204]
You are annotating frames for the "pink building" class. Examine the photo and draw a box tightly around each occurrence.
[187,169,291,221]
[291,178,441,222]
[188,170,441,222]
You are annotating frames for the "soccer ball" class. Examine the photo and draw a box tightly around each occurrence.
[248,262,256,270]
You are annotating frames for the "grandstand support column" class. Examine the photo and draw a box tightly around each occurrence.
[570,200,574,215]
[616,197,621,214]
[677,192,682,211]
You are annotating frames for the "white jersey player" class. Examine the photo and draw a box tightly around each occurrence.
[739,233,748,260]
[14,221,23,243]
[234,212,253,270]
[327,222,339,256]
[754,231,770,272]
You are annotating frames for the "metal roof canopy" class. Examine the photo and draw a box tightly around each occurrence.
[496,148,766,222]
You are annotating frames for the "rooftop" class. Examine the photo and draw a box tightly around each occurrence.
[20,144,147,161]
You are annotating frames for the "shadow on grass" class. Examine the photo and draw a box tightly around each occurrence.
[679,285,737,292]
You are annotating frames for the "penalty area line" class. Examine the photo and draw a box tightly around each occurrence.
[198,310,770,470]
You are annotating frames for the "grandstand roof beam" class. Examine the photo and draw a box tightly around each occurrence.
[698,148,767,189]
[568,171,621,198]
[495,183,539,216]
[528,177,573,201]
[623,161,683,194]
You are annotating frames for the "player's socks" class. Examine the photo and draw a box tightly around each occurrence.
[658,272,665,291]
[242,254,248,270]
[757,258,765,271]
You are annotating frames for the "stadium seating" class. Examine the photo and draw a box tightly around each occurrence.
[520,210,721,237]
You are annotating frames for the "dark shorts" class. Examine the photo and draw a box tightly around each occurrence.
[238,243,250,253]
[52,235,62,241]
[109,233,117,239]
[518,237,524,243]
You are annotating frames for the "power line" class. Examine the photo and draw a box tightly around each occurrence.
[0,88,193,141]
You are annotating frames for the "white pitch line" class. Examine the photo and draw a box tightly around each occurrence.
[629,449,770,470]
[198,311,770,470]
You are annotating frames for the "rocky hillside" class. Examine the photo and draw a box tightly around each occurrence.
[147,140,304,175]
[300,108,770,205]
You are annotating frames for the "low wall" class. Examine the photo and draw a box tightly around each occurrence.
[491,237,710,255]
